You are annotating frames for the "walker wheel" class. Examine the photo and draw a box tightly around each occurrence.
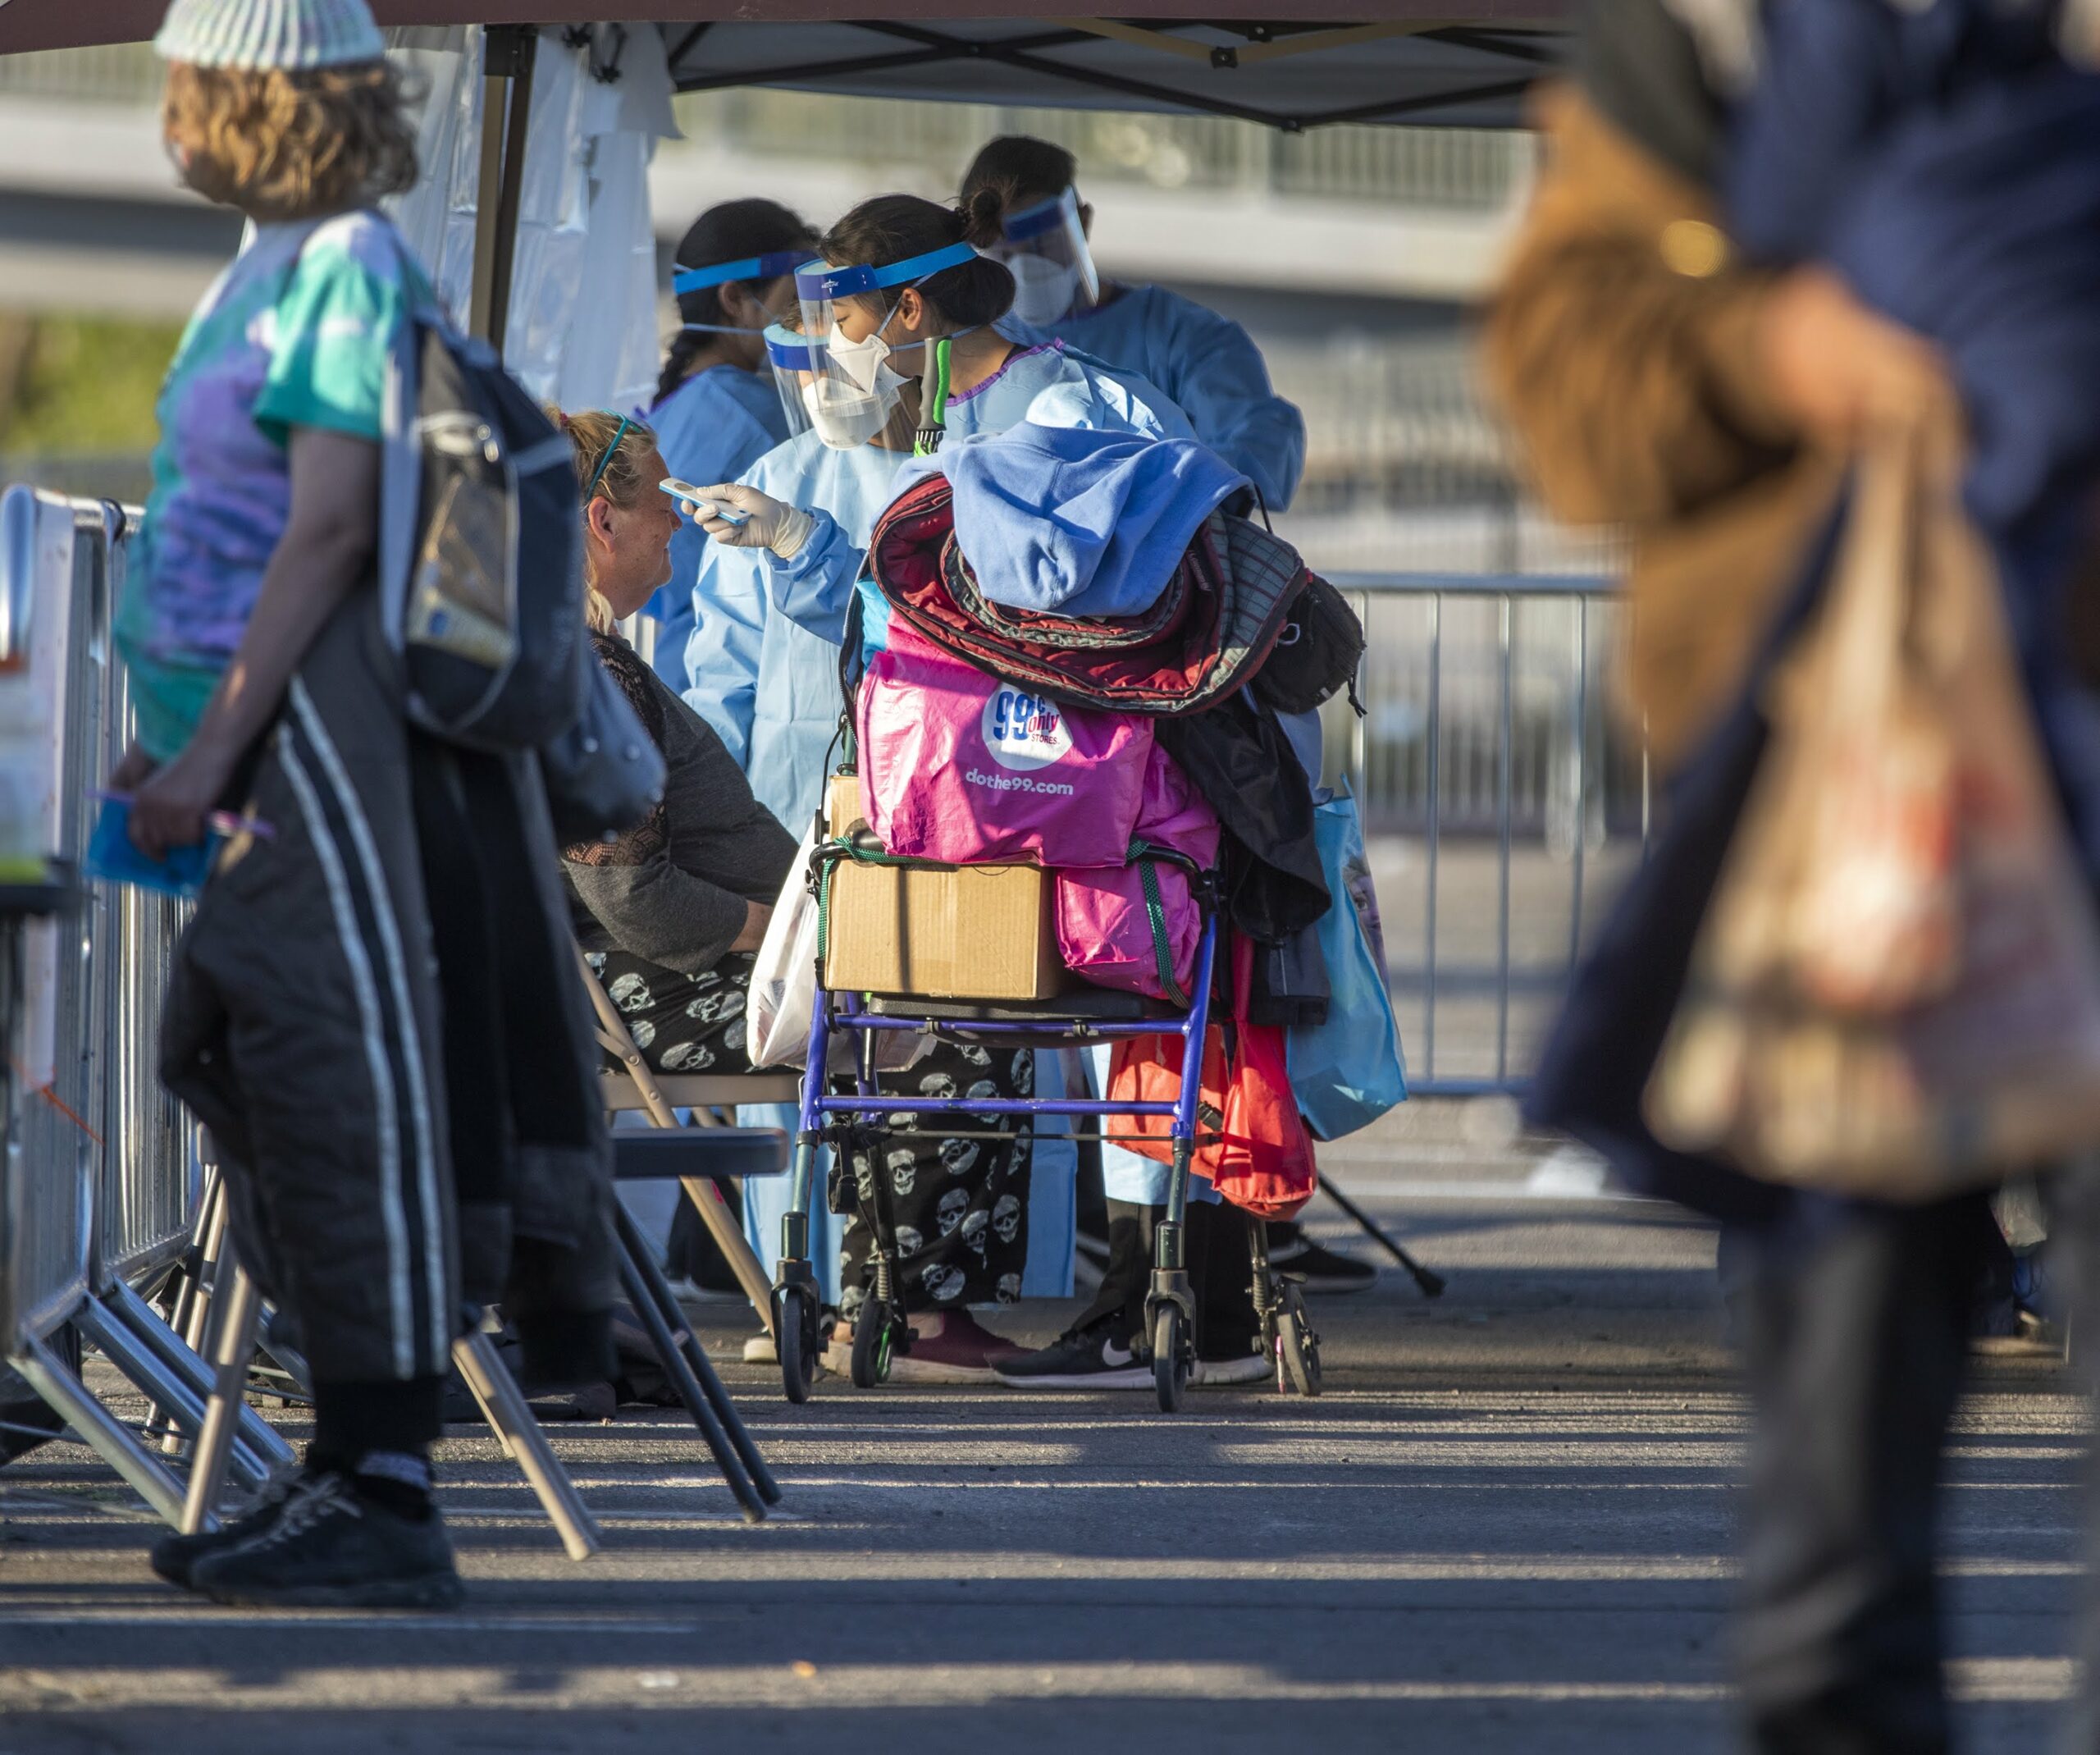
[850,1296,892,1388]
[778,1285,819,1405]
[1278,1282,1322,1398]
[1152,1305,1188,1414]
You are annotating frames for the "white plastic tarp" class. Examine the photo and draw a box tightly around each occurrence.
[385,23,677,412]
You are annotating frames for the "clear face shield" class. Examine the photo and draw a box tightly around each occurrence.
[669,249,806,340]
[763,322,826,441]
[793,240,979,450]
[990,188,1099,327]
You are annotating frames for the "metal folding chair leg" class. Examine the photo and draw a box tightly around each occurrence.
[613,1204,774,1520]
[678,1173,777,1337]
[451,1330,602,1562]
[10,1329,194,1529]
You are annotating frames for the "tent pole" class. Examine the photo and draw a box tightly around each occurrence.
[468,24,536,354]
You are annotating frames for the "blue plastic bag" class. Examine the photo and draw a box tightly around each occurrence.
[85,800,219,899]
[1288,784,1407,1140]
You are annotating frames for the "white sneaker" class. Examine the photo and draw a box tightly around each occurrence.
[1192,1351,1270,1387]
[742,1332,777,1364]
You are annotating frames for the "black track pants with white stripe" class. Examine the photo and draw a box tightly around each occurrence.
[161,599,459,1386]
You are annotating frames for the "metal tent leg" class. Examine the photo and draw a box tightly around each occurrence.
[451,1330,601,1562]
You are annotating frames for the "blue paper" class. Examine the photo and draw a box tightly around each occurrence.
[85,800,220,899]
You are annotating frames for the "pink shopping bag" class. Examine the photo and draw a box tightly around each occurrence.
[1057,745,1221,1001]
[858,622,1153,867]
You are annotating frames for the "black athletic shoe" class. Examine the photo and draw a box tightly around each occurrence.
[149,1469,318,1593]
[189,1471,463,1610]
[994,1320,1150,1390]
[1268,1225,1378,1294]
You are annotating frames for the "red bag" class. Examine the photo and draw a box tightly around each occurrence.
[1107,935,1317,1220]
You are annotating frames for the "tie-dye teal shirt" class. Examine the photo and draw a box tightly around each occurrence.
[118,211,427,762]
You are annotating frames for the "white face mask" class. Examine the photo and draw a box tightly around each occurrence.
[1004,254,1084,327]
[803,376,898,450]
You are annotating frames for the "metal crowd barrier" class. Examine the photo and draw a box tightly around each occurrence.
[0,484,292,1524]
[1324,571,1642,1098]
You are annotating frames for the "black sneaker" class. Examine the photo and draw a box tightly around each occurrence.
[150,1469,317,1593]
[189,1471,463,1610]
[994,1320,1150,1390]
[1268,1225,1378,1294]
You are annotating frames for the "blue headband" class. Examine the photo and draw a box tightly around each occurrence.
[672,251,806,297]
[583,413,632,499]
[794,240,978,303]
[764,323,825,372]
[1002,188,1080,244]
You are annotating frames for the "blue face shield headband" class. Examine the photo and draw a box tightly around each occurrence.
[792,240,978,306]
[1002,189,1080,244]
[671,250,806,299]
[671,250,806,335]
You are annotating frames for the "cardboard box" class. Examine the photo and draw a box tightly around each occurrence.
[823,857,1065,1001]
[824,770,866,834]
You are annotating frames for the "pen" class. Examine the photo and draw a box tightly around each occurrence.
[89,790,276,842]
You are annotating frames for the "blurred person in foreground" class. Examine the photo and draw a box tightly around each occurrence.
[1482,2,2100,1750]
[123,0,615,1608]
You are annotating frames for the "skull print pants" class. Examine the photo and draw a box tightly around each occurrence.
[838,1040,1033,1315]
[591,948,758,1075]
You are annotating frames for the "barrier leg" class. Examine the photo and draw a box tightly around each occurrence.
[451,1330,601,1561]
[179,1244,267,1535]
[103,1277,293,1469]
[72,1295,273,1491]
[11,1330,194,1529]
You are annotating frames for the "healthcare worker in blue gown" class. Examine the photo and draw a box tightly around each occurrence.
[961,133,1307,515]
[641,199,815,693]
[680,190,1191,1381]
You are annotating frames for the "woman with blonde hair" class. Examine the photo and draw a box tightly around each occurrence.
[555,409,796,1068]
[128,0,617,1611]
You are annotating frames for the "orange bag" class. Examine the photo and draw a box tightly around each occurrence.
[1108,935,1317,1219]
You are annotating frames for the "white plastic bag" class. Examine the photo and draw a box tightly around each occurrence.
[748,823,929,1074]
[748,822,822,1070]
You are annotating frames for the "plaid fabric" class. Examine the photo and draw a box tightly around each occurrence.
[870,477,1307,716]
[940,534,1196,652]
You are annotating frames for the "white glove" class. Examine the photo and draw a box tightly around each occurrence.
[687,482,816,560]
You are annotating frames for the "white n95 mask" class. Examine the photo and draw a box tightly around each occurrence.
[804,376,898,450]
[1004,254,1084,327]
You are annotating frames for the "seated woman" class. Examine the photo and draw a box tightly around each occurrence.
[555,409,797,1072]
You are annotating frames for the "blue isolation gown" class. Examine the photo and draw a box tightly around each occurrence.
[641,363,788,693]
[690,338,1189,1300]
[1008,282,1306,514]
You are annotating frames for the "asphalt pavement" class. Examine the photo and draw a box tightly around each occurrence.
[0,1116,2081,1754]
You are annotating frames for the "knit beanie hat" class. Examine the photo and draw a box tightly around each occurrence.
[154,0,386,70]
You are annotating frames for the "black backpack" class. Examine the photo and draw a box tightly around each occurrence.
[381,316,588,750]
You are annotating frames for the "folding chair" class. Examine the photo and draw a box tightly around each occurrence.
[579,948,792,1519]
[170,1157,608,1556]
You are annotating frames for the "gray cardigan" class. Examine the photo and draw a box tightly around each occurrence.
[564,632,797,975]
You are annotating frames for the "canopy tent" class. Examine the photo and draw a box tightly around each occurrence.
[0,6,1566,130]
[0,3,1567,379]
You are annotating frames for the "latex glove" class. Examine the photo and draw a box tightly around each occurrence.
[689,482,815,560]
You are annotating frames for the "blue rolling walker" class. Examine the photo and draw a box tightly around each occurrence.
[771,829,1269,1414]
